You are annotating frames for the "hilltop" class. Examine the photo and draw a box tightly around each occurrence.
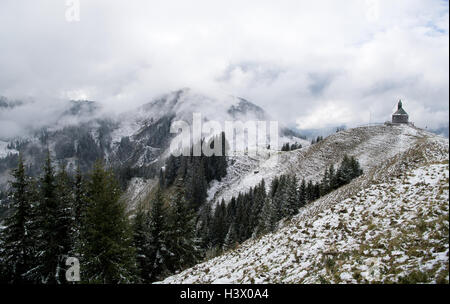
[160,125,449,284]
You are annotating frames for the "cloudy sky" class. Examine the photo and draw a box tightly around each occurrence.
[0,0,448,132]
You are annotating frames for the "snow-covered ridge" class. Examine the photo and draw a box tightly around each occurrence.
[208,124,447,206]
[160,129,449,284]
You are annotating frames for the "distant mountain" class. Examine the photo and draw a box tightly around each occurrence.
[429,125,449,138]
[0,89,304,196]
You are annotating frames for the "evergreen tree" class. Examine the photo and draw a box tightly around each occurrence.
[54,164,75,281]
[223,221,237,251]
[283,175,299,217]
[80,160,137,283]
[306,180,314,202]
[159,168,165,188]
[350,156,363,179]
[32,152,64,284]
[320,167,330,196]
[298,179,307,209]
[256,196,277,236]
[249,180,266,236]
[211,200,227,247]
[313,183,320,200]
[328,164,337,191]
[132,205,151,283]
[197,203,213,250]
[73,164,87,254]
[274,176,288,221]
[164,155,179,187]
[147,187,171,282]
[166,180,201,273]
[185,157,207,211]
[0,155,37,283]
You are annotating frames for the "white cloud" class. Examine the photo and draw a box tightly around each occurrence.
[0,0,448,132]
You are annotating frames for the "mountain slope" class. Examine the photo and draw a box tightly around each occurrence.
[208,124,444,205]
[0,90,283,179]
[160,127,449,284]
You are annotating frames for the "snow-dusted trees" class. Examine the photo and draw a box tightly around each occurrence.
[166,180,201,273]
[145,188,171,282]
[255,196,277,236]
[32,152,70,284]
[0,155,37,283]
[320,154,363,197]
[211,156,363,249]
[132,205,151,283]
[79,160,137,283]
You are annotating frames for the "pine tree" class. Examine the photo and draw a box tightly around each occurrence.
[80,160,137,283]
[283,175,299,217]
[274,176,288,221]
[72,164,87,254]
[306,180,314,202]
[147,187,170,282]
[249,180,266,236]
[0,155,37,283]
[255,196,277,235]
[54,164,75,282]
[33,152,63,284]
[164,155,179,187]
[211,200,227,247]
[159,168,165,188]
[350,156,363,179]
[328,164,336,191]
[223,221,237,251]
[320,167,330,196]
[197,203,213,250]
[166,179,200,273]
[132,205,150,283]
[298,179,307,209]
[185,157,207,211]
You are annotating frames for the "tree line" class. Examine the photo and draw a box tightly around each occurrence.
[200,154,363,254]
[0,133,228,284]
[0,153,140,283]
[281,142,303,152]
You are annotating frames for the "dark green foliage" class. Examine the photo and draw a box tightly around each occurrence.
[0,155,37,283]
[72,164,87,254]
[53,164,75,278]
[281,142,302,151]
[210,200,227,247]
[55,138,75,160]
[76,133,104,170]
[223,221,237,251]
[134,115,175,148]
[79,160,137,283]
[311,136,324,145]
[146,188,171,282]
[166,181,201,272]
[117,136,134,162]
[132,206,151,283]
[255,196,277,236]
[161,132,229,212]
[32,152,67,284]
[215,156,363,248]
[321,154,363,196]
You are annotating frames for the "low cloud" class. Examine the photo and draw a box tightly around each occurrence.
[0,0,448,135]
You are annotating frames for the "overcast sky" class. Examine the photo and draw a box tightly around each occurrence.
[0,0,448,132]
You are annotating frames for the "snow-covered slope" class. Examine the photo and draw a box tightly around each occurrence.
[208,124,446,205]
[0,141,18,159]
[160,127,449,284]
